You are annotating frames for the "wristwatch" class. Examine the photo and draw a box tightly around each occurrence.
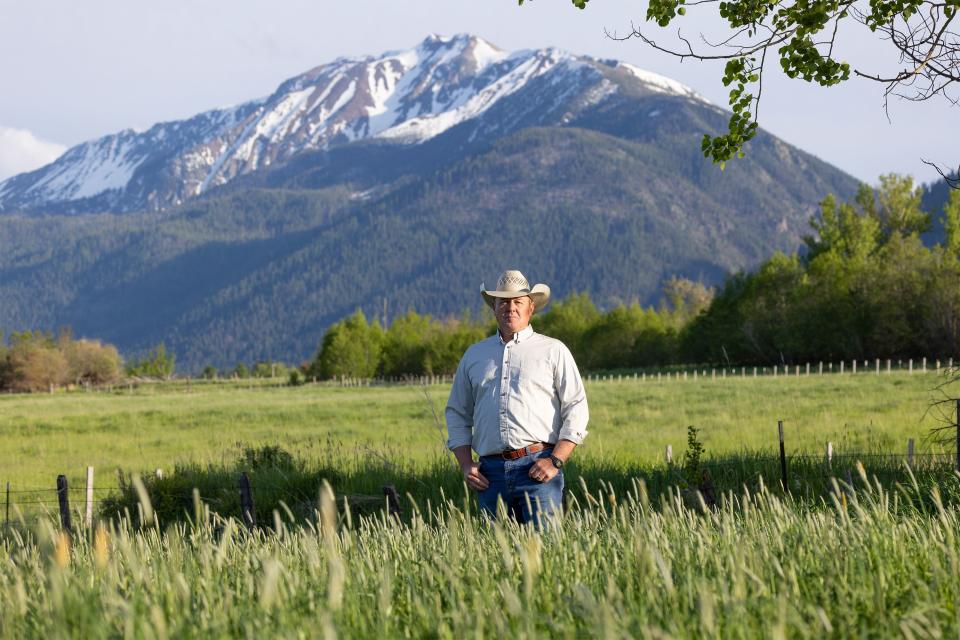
[550,454,564,469]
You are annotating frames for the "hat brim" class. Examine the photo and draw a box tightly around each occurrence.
[481,283,551,313]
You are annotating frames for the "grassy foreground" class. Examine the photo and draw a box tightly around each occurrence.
[3,474,960,638]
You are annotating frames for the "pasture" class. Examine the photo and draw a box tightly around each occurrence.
[3,370,960,638]
[1,370,952,496]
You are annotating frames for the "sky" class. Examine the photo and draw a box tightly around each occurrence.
[0,0,957,185]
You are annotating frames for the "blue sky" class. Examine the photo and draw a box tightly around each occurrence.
[0,0,956,185]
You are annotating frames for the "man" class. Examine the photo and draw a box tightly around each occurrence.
[445,270,589,525]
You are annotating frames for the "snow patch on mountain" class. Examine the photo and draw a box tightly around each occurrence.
[616,62,706,101]
[0,34,714,213]
[24,134,143,200]
[377,48,566,142]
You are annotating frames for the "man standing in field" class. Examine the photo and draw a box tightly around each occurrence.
[446,270,589,525]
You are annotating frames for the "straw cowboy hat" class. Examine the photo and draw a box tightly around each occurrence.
[481,270,551,313]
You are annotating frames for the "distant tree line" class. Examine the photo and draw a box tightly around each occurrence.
[0,330,122,392]
[126,344,176,379]
[307,278,712,379]
[309,175,960,377]
[306,310,493,380]
[686,175,960,364]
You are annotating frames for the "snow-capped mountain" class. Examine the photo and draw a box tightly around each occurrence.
[0,34,705,214]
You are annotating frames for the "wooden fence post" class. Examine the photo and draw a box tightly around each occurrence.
[383,485,402,518]
[875,359,880,375]
[238,472,257,528]
[665,445,673,464]
[840,361,845,375]
[778,421,788,492]
[907,438,915,467]
[922,357,927,372]
[56,475,72,534]
[887,359,891,373]
[909,359,913,374]
[85,466,94,528]
[819,361,823,375]
[852,360,857,374]
[806,362,810,376]
[825,441,833,470]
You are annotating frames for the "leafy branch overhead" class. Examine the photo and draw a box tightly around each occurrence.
[523,0,960,168]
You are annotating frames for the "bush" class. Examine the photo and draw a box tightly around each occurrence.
[65,339,122,386]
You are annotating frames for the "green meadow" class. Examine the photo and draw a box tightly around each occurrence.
[4,370,960,638]
[0,369,953,498]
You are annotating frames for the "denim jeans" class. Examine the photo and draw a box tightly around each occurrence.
[477,448,564,526]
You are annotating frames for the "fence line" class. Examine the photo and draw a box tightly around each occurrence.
[6,357,954,394]
[325,356,957,387]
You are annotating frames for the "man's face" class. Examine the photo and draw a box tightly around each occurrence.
[495,296,535,337]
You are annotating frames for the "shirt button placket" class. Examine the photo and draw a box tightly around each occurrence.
[500,345,509,443]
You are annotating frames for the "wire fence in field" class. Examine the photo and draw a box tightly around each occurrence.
[5,432,960,532]
[3,356,954,396]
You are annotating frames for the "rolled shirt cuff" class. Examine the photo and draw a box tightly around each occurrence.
[557,425,587,445]
[446,429,473,451]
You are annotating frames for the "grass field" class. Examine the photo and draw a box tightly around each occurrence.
[3,371,960,638]
[0,370,953,496]
[4,468,960,637]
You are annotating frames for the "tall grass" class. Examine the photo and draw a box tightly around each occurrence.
[3,470,960,638]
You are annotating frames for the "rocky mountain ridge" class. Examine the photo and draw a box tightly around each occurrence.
[0,34,706,214]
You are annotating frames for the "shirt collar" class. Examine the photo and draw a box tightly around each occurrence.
[498,325,534,345]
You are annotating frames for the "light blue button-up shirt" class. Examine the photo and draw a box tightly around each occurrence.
[445,325,589,457]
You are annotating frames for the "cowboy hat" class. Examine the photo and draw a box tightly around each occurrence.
[480,270,551,313]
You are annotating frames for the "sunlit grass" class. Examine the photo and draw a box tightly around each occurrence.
[0,370,952,498]
[3,471,960,638]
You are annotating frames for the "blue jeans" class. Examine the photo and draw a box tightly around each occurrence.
[477,448,564,526]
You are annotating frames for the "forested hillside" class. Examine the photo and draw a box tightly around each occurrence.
[309,177,960,378]
[0,118,860,370]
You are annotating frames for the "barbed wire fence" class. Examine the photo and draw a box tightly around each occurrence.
[6,403,960,533]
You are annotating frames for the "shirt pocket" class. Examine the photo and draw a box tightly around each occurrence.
[520,356,554,393]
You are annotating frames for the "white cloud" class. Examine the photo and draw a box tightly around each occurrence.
[0,127,66,181]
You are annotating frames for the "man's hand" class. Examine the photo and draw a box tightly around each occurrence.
[452,445,489,491]
[462,462,490,491]
[528,458,559,483]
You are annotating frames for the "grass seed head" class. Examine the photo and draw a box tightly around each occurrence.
[93,526,110,568]
[53,532,71,569]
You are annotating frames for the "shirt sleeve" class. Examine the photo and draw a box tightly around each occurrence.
[445,354,474,450]
[555,343,589,444]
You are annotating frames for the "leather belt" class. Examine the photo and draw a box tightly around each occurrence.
[484,442,552,460]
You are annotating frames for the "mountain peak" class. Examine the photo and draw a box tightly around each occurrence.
[0,34,707,214]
